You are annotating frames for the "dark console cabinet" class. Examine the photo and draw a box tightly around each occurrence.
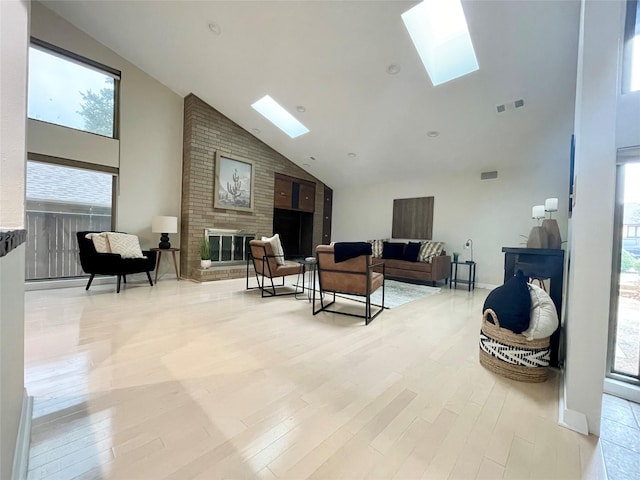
[501,247,565,367]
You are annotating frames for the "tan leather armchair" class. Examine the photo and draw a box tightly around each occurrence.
[246,239,303,297]
[314,244,385,325]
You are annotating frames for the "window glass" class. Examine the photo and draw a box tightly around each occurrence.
[28,46,116,137]
[25,161,114,280]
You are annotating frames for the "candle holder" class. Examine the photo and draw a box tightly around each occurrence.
[527,205,548,248]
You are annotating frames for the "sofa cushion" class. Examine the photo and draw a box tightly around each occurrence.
[104,233,145,259]
[483,271,531,334]
[380,258,433,273]
[382,242,405,260]
[418,241,445,263]
[367,239,387,258]
[403,242,422,262]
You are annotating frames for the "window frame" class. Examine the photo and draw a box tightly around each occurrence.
[622,0,639,94]
[29,37,121,139]
[25,154,119,281]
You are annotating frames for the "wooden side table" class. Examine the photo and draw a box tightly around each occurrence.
[151,247,180,283]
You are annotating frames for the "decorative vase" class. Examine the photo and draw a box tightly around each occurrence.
[542,219,561,249]
[527,226,549,249]
[200,259,211,269]
[453,253,460,262]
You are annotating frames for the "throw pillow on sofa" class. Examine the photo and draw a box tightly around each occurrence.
[483,271,531,334]
[418,241,444,263]
[402,242,422,262]
[104,233,145,259]
[367,239,387,258]
[85,232,110,253]
[382,242,405,260]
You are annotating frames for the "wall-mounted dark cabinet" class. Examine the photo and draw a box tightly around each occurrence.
[322,186,333,244]
[274,173,315,212]
[274,175,292,209]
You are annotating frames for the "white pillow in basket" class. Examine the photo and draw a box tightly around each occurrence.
[105,233,145,259]
[262,233,285,265]
[85,232,110,253]
[522,283,559,340]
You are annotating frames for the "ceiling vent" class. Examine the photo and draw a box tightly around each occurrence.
[496,99,525,113]
[481,171,498,180]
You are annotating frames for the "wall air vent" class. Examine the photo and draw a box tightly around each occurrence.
[496,98,525,113]
[481,171,498,180]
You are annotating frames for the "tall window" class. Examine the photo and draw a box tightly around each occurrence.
[608,157,640,387]
[622,0,640,93]
[28,39,120,137]
[25,160,116,280]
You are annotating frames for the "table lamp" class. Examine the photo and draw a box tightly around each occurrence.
[152,216,178,249]
[464,238,474,262]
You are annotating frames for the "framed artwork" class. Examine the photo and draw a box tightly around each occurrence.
[214,152,255,212]
[392,196,434,239]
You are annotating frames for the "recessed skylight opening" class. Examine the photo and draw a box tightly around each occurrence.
[401,0,479,86]
[251,95,309,138]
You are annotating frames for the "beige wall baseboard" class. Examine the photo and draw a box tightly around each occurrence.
[559,369,589,436]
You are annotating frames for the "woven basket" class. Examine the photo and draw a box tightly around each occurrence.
[479,309,550,383]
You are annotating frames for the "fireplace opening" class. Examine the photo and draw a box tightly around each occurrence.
[273,209,313,259]
[205,229,255,264]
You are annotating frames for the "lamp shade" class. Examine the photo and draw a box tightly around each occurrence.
[532,205,545,219]
[545,198,558,212]
[152,216,178,233]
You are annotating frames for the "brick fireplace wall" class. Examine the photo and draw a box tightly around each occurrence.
[181,94,326,281]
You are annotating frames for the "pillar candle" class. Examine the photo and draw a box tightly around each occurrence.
[532,205,545,219]
[545,197,558,211]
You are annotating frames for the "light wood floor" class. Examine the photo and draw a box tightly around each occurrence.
[24,276,604,479]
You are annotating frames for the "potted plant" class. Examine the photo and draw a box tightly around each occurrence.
[200,237,211,269]
[453,252,460,263]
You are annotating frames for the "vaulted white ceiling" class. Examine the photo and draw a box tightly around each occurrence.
[43,0,581,188]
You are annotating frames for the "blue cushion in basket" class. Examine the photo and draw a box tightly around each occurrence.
[483,271,531,334]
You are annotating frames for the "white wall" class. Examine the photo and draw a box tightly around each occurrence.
[564,0,640,436]
[29,1,184,250]
[0,0,28,229]
[333,134,572,288]
[0,0,29,478]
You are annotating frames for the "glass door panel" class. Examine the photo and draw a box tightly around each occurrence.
[609,161,640,384]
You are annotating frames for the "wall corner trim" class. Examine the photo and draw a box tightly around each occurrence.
[558,370,590,435]
[12,389,33,480]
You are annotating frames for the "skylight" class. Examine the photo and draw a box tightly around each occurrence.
[251,95,309,138]
[401,0,479,86]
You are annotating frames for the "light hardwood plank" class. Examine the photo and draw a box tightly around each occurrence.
[22,278,607,480]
